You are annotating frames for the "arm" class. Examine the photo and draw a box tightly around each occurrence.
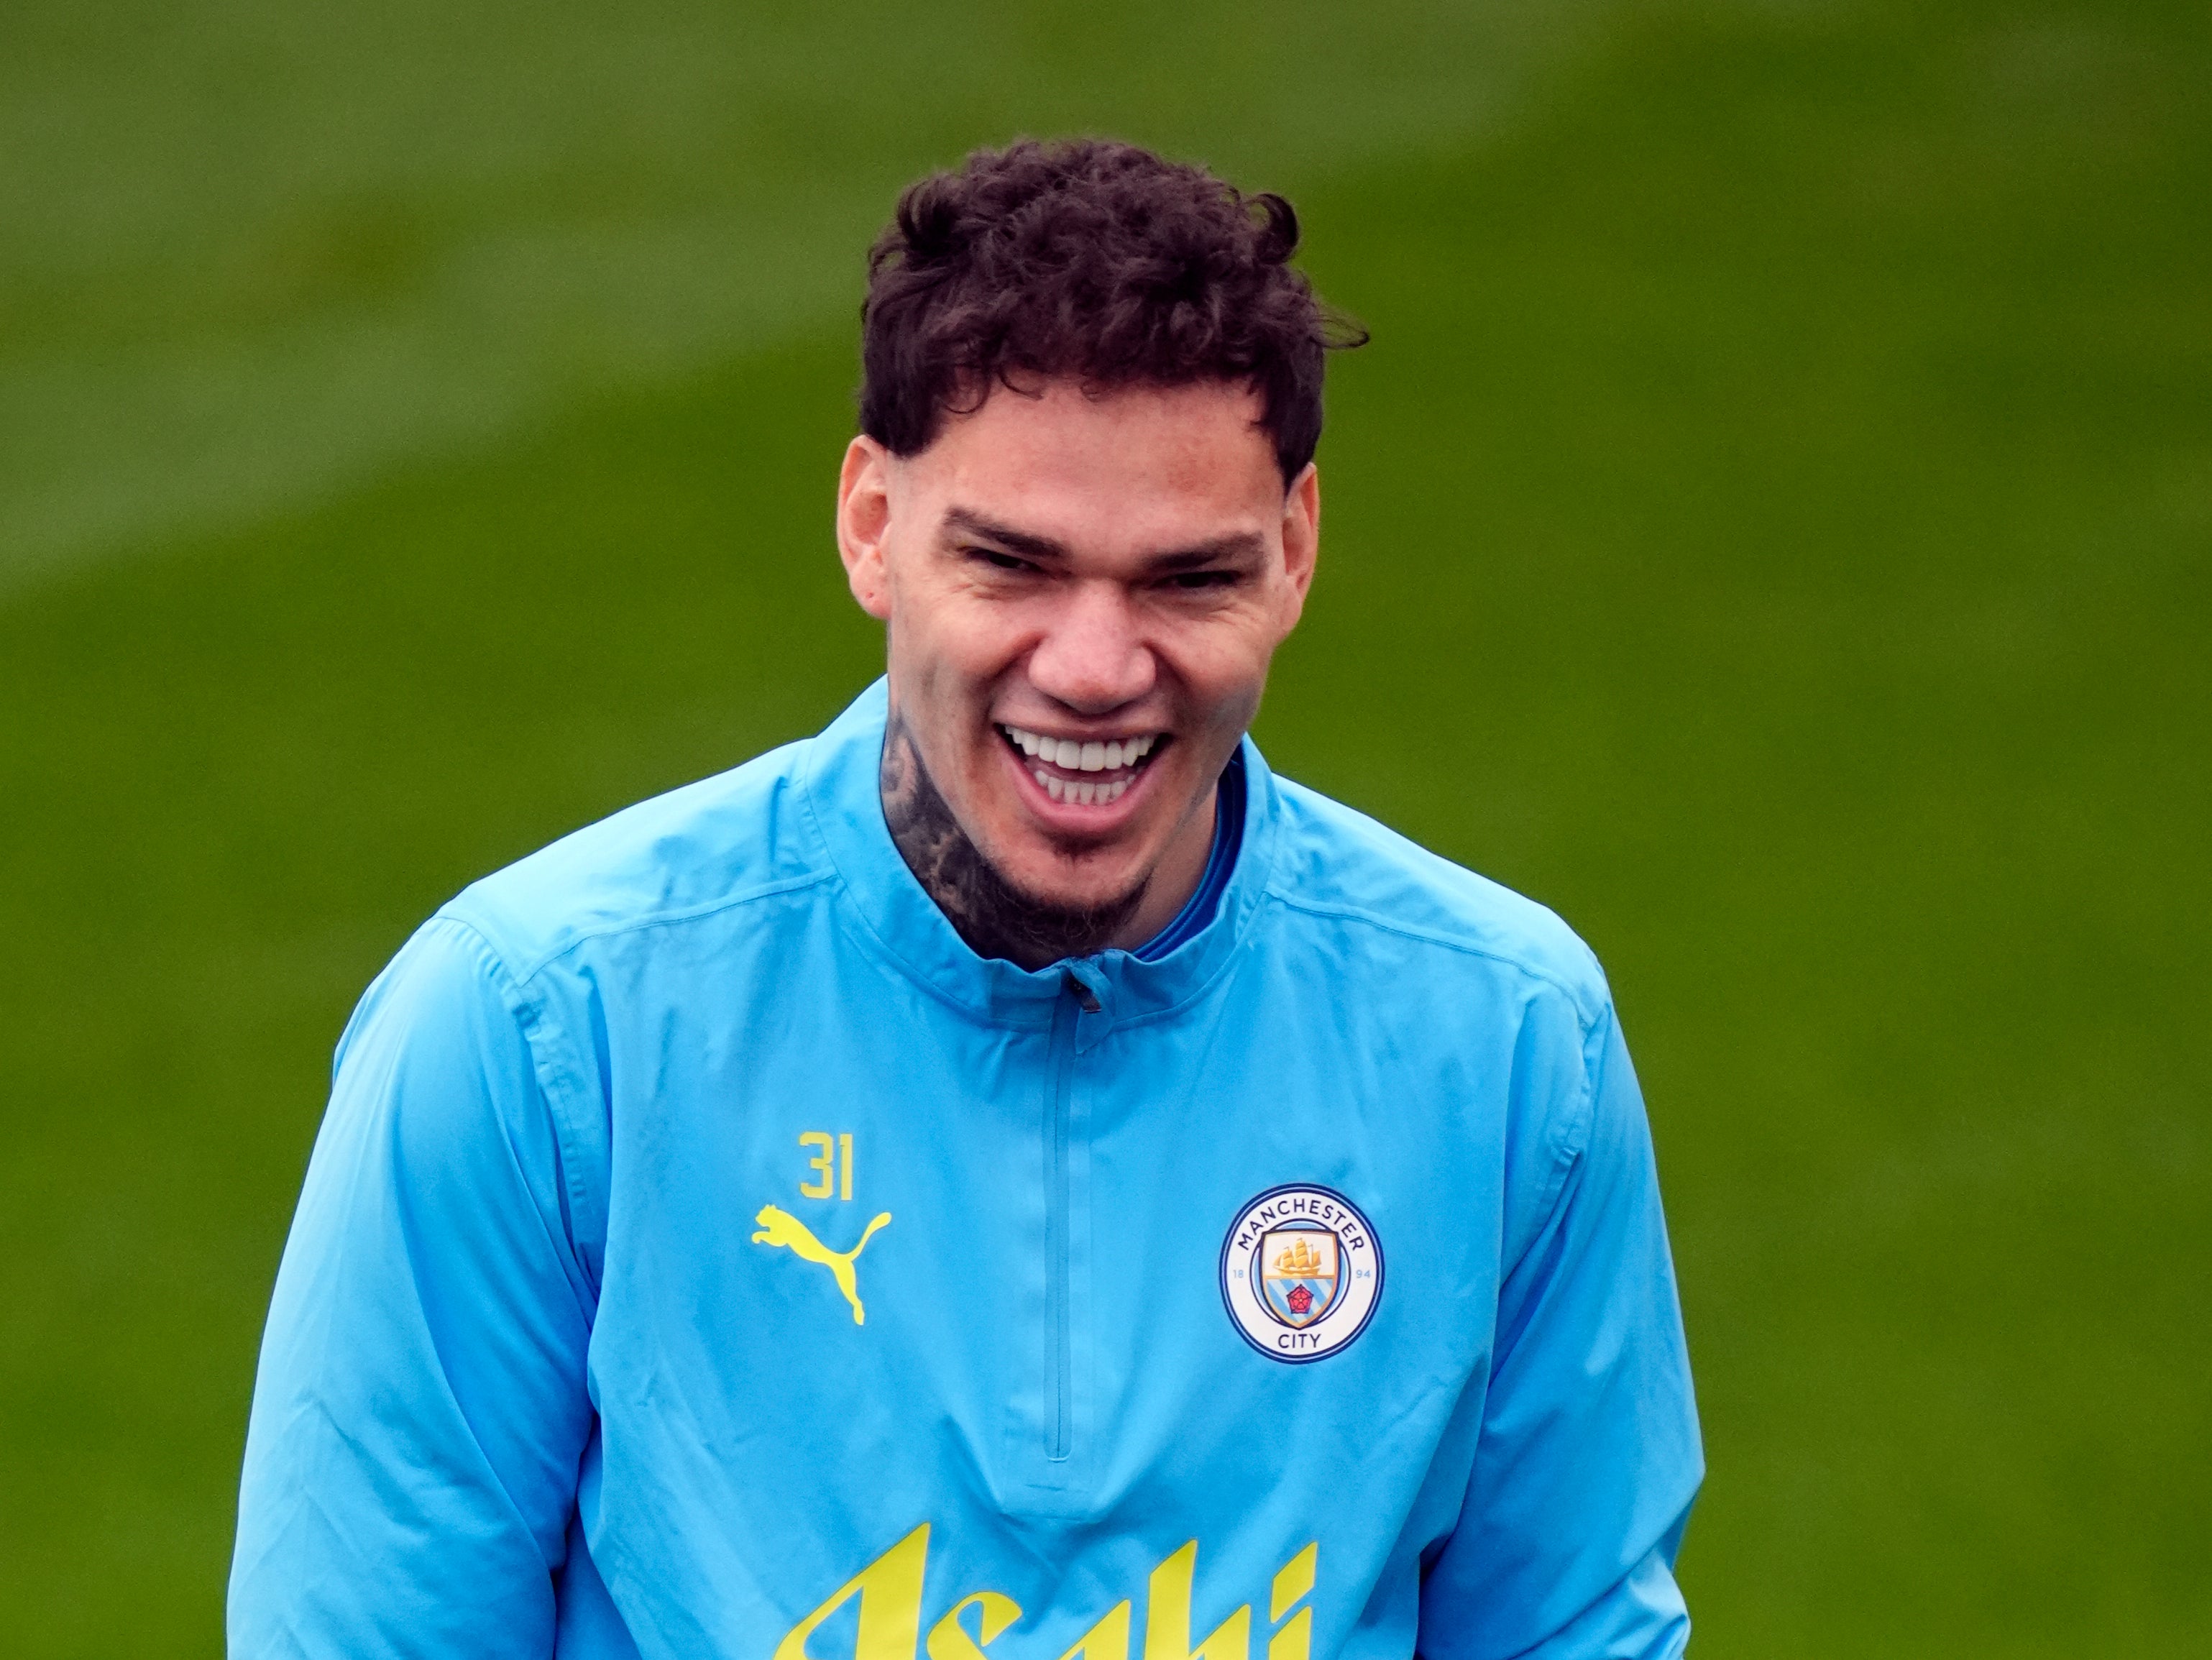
[229,919,598,1657]
[1420,1002,1703,1660]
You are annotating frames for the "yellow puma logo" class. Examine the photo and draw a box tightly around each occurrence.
[752,1205,893,1325]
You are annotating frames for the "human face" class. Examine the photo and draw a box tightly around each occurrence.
[836,378,1319,948]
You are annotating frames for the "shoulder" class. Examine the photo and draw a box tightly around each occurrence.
[439,737,833,983]
[1259,771,1612,1031]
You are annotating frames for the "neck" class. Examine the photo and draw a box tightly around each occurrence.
[878,713,1210,970]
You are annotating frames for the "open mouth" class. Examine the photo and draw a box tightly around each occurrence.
[999,723,1165,807]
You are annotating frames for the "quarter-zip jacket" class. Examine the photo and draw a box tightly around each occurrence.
[230,681,1702,1660]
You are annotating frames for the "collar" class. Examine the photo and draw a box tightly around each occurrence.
[1134,749,1245,960]
[797,679,1280,1035]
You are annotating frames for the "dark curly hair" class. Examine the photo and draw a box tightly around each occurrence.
[860,139,1364,483]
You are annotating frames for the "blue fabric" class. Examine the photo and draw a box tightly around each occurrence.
[1134,751,1245,962]
[231,679,1702,1660]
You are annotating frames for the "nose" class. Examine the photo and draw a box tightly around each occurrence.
[1026,579,1155,714]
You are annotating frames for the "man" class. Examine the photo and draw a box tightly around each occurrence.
[231,139,1701,1659]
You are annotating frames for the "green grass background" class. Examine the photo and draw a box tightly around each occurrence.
[3,0,2207,1654]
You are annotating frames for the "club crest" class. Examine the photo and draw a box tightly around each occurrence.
[1220,1184,1382,1363]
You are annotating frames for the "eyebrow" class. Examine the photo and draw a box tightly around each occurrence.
[942,508,1068,563]
[942,507,1267,573]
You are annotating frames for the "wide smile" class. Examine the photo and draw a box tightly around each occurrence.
[999,723,1167,810]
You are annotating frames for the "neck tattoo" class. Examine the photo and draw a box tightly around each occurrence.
[879,713,1144,969]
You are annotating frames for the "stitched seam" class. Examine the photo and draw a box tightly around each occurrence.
[1502,1000,1608,1291]
[1262,889,1604,1030]
[425,916,605,1308]
[479,868,840,986]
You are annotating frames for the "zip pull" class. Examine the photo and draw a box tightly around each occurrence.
[1063,970,1101,1014]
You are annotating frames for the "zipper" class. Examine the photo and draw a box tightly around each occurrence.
[1045,971,1095,1462]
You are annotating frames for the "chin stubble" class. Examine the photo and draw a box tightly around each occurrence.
[878,712,1144,971]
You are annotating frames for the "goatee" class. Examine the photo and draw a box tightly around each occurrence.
[878,714,1144,970]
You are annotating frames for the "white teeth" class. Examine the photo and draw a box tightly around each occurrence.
[1030,766,1131,806]
[1005,725,1162,786]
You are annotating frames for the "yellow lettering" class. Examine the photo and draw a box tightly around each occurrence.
[772,1523,930,1660]
[800,1132,835,1198]
[1267,1541,1316,1660]
[928,1592,1023,1660]
[840,1132,855,1200]
[1059,1600,1132,1660]
[1144,1543,1249,1660]
[1269,1545,1316,1622]
[774,1528,1310,1660]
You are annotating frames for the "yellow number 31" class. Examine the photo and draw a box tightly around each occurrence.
[799,1132,854,1201]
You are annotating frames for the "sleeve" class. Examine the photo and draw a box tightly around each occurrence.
[228,917,599,1658]
[1418,1000,1704,1660]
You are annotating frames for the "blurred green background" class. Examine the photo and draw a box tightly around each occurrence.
[3,0,2206,1654]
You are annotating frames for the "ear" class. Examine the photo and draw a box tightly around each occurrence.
[836,436,896,621]
[1276,462,1321,630]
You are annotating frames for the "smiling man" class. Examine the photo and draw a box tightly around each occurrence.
[231,141,1702,1660]
[846,370,1312,968]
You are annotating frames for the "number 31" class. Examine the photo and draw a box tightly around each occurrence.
[798,1132,853,1201]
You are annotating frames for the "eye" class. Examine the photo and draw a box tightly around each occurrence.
[968,546,1038,574]
[1165,569,1239,591]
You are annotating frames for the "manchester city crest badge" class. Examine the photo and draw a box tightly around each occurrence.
[1220,1184,1383,1362]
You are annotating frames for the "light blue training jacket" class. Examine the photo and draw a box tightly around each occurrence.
[229,680,1702,1660]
